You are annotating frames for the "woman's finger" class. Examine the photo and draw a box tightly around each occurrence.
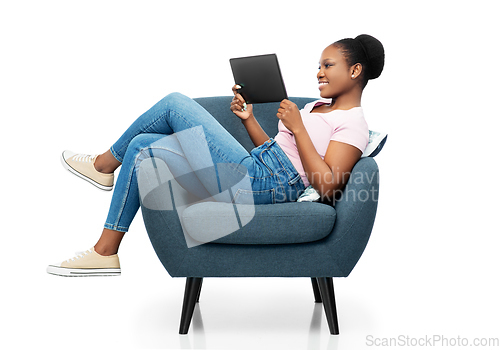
[231,100,243,109]
[232,84,242,95]
[231,85,246,104]
[231,100,246,113]
[235,94,245,105]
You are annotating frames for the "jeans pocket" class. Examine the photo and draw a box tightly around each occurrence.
[232,188,276,205]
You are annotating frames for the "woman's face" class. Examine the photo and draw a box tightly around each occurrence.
[317,45,354,99]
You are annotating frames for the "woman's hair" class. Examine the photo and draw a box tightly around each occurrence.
[333,34,385,88]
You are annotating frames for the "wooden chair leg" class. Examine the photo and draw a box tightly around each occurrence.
[196,278,203,303]
[316,277,340,335]
[311,277,322,303]
[179,277,203,334]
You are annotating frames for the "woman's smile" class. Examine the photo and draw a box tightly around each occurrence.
[318,80,329,91]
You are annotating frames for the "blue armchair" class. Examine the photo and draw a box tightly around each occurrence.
[139,96,383,335]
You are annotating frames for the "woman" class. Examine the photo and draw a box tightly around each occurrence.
[47,34,384,277]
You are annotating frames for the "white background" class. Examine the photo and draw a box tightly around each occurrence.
[1,1,499,349]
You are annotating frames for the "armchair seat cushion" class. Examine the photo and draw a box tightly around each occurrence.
[181,201,336,245]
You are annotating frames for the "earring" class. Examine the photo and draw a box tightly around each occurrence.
[352,74,355,78]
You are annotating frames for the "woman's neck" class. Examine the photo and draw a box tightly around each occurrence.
[329,92,361,111]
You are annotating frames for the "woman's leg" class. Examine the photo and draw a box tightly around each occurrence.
[108,92,249,165]
[95,131,218,255]
[94,92,252,188]
[92,92,266,255]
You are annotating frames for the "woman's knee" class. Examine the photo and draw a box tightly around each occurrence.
[124,134,162,163]
[161,92,190,106]
[128,134,153,151]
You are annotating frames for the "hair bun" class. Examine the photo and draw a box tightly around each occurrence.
[355,34,385,80]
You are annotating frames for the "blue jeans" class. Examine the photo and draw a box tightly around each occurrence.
[104,92,305,232]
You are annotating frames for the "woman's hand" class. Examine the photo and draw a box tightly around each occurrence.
[230,85,253,120]
[277,99,305,134]
[230,84,270,147]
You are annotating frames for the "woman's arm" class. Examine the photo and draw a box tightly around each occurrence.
[277,100,361,200]
[240,114,270,147]
[296,136,361,199]
[230,85,269,147]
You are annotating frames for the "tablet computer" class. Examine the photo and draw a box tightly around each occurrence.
[230,53,288,104]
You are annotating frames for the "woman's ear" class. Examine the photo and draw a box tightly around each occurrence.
[350,63,363,79]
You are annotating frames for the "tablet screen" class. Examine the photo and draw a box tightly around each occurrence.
[230,54,288,104]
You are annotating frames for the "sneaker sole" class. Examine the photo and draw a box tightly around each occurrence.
[60,152,113,191]
[47,265,121,277]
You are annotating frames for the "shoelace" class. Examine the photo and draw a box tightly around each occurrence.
[72,154,97,163]
[297,185,320,202]
[66,249,92,263]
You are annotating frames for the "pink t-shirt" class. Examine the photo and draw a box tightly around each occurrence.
[274,99,369,187]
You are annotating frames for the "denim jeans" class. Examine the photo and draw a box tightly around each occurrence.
[104,92,305,232]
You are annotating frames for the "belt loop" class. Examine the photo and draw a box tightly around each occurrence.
[266,138,275,149]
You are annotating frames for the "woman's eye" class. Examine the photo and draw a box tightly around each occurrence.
[319,64,332,69]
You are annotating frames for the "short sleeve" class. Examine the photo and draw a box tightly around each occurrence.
[330,114,369,152]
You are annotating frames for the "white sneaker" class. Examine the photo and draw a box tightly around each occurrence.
[61,151,114,191]
[47,247,121,277]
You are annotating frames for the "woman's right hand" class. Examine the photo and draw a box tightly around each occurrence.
[230,85,253,120]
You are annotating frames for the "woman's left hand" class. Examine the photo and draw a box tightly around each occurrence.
[277,99,305,134]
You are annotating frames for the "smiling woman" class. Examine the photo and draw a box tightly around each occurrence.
[47,34,384,278]
[273,34,385,201]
